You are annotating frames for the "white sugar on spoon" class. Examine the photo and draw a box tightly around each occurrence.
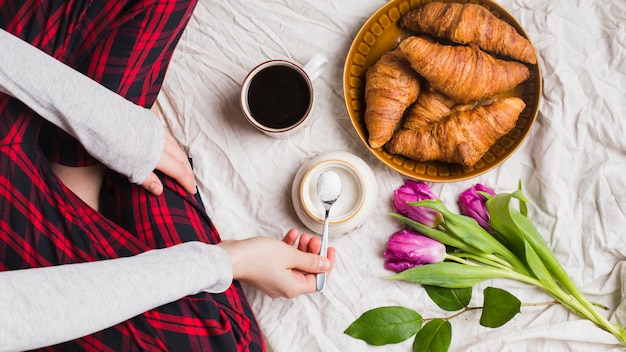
[315,170,342,292]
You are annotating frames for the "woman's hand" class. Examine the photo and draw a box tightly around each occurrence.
[141,130,197,196]
[218,229,336,298]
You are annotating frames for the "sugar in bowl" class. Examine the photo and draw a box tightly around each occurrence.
[291,151,378,236]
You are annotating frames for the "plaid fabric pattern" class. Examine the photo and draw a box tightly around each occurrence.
[1,0,194,166]
[0,0,265,350]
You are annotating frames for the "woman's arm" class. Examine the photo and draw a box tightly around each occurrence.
[0,29,159,184]
[0,29,196,195]
[0,230,334,351]
[0,242,233,352]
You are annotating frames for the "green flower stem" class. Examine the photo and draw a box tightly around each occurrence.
[485,266,547,289]
[526,239,624,342]
[426,301,559,323]
[439,222,531,277]
[540,280,626,344]
[489,269,625,343]
[445,254,480,267]
[418,200,533,277]
[425,306,483,322]
[452,252,516,272]
[390,213,477,255]
[437,259,621,342]
[521,301,558,307]
[393,209,532,278]
[491,190,626,344]
[509,259,625,344]
[482,253,517,271]
[593,302,610,310]
[563,289,626,344]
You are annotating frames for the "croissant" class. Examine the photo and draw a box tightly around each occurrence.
[403,86,457,130]
[401,2,537,64]
[364,49,421,149]
[397,36,530,103]
[385,97,526,168]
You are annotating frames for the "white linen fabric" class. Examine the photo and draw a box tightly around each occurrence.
[154,0,626,351]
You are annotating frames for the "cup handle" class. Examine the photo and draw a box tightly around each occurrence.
[303,53,328,81]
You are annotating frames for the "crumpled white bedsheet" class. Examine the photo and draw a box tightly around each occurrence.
[153,0,626,351]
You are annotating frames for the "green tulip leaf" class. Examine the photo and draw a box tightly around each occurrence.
[485,193,527,259]
[401,200,531,275]
[424,285,472,311]
[523,238,559,288]
[344,306,422,346]
[480,287,521,328]
[415,200,511,256]
[390,213,474,254]
[413,319,452,352]
[387,262,514,288]
[513,180,529,216]
[487,189,579,298]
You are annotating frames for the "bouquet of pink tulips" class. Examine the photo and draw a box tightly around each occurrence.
[345,180,626,351]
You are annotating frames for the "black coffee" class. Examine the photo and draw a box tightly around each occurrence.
[247,65,311,129]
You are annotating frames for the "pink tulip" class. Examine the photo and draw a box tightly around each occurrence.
[384,229,446,272]
[459,184,496,232]
[393,180,442,227]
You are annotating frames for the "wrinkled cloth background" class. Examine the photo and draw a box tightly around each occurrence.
[153,0,626,351]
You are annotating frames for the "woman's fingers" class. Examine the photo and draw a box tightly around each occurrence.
[218,233,336,298]
[157,132,197,194]
[141,130,197,195]
[141,172,165,196]
[282,229,300,246]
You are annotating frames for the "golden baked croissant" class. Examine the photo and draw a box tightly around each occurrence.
[385,97,526,168]
[403,86,457,130]
[401,2,537,64]
[364,49,421,149]
[397,36,530,103]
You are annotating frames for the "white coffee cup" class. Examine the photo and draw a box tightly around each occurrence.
[240,54,327,138]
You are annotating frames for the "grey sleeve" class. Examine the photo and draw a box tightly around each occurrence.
[0,28,163,184]
[0,242,233,351]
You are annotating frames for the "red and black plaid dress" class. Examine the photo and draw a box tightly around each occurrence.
[0,0,264,350]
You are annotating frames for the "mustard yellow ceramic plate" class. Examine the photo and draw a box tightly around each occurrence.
[343,0,542,182]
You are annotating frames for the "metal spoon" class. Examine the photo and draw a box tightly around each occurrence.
[315,170,342,292]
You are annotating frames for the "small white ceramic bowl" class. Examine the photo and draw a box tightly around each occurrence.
[291,151,378,236]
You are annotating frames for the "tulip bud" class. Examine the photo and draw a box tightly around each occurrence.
[393,180,443,227]
[459,184,496,232]
[384,229,447,272]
